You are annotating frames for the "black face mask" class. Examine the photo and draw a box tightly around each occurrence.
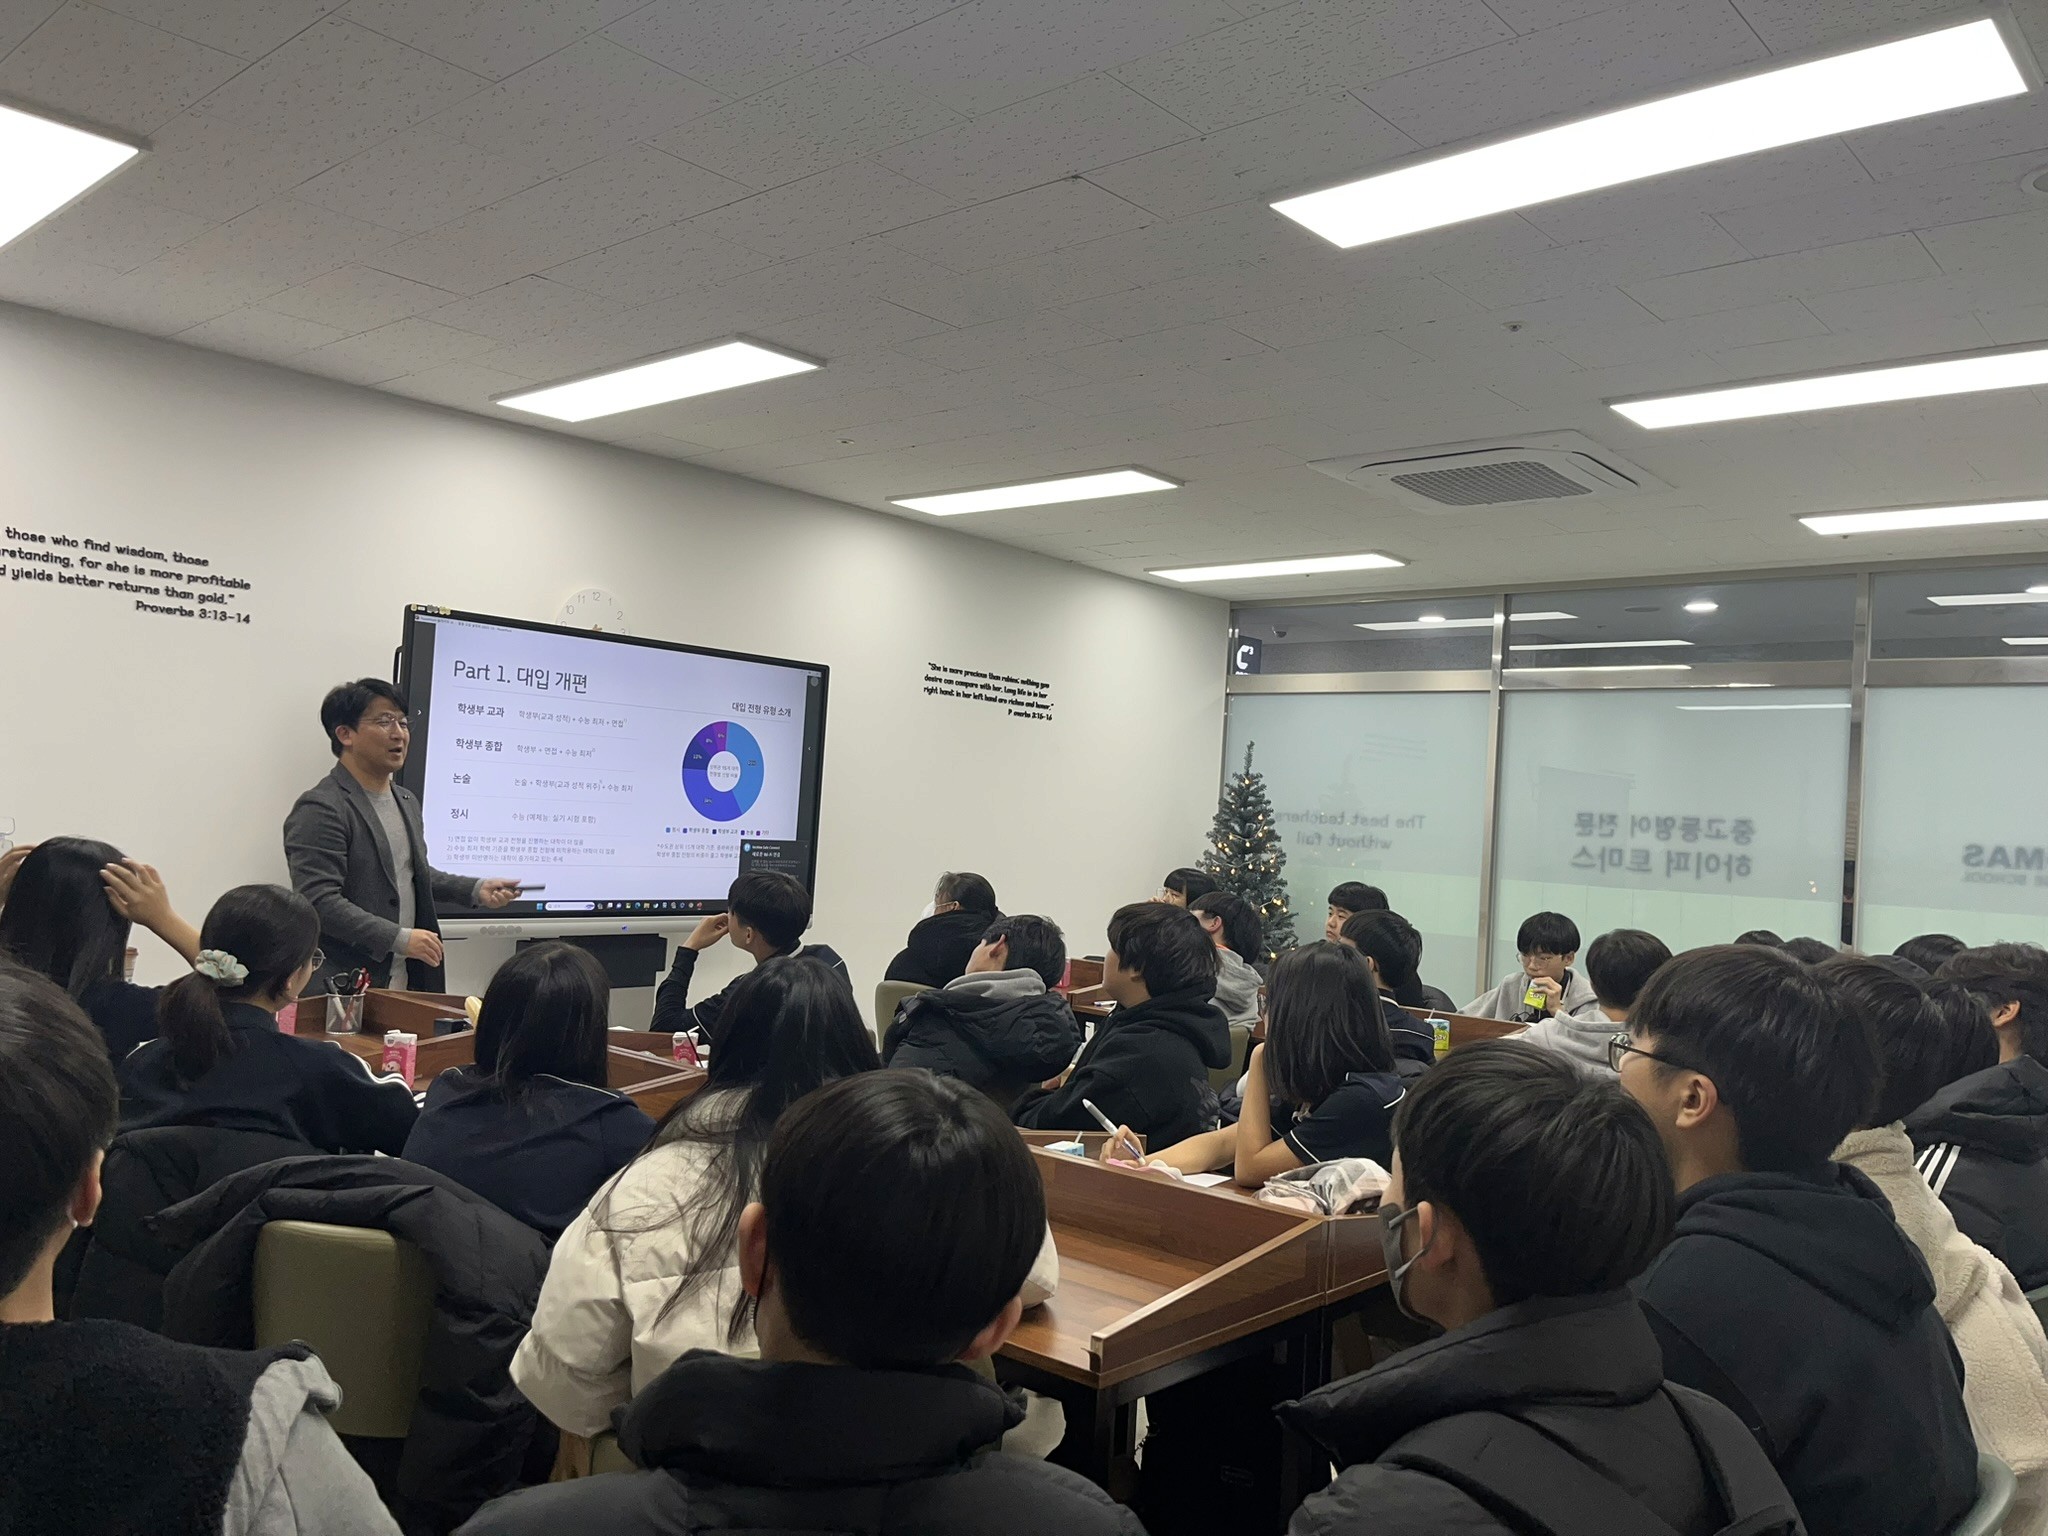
[1377,1198,1441,1334]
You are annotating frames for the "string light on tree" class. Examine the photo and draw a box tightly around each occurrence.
[1200,741,1296,956]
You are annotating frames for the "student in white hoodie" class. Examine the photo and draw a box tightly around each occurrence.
[1522,928,1671,1079]
[1190,891,1263,1030]
[1464,912,1600,1025]
[1823,955,2048,1536]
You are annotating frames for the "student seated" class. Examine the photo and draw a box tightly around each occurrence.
[885,872,1002,988]
[460,1072,1138,1536]
[1897,933,1967,976]
[402,942,654,1239]
[883,915,1081,1112]
[118,885,417,1155]
[1278,1041,1799,1536]
[1157,866,1218,906]
[1823,957,2048,1532]
[1323,880,1387,942]
[1617,944,1978,1536]
[1013,903,1229,1148]
[1734,928,1785,948]
[1339,909,1452,1069]
[1530,926,1670,1078]
[1780,935,1838,965]
[1908,943,2048,1290]
[1189,890,1263,1029]
[513,955,885,1436]
[1463,912,1598,1023]
[0,965,400,1536]
[0,836,200,1060]
[651,871,847,1037]
[1135,941,1402,1185]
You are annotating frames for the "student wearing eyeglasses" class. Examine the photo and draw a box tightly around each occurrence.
[283,678,520,992]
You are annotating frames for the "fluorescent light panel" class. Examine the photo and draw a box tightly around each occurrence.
[1271,19,2027,249]
[1801,499,2048,537]
[894,468,1177,517]
[1926,591,2048,607]
[1151,551,1403,583]
[1513,663,1693,673]
[1678,702,1852,711]
[1357,610,1575,632]
[2004,637,2048,646]
[497,339,819,422]
[1508,639,1694,652]
[0,102,141,251]
[1615,342,2048,429]
[1684,600,1720,614]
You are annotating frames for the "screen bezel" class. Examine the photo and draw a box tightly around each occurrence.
[396,603,830,922]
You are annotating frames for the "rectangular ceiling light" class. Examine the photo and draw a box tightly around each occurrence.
[1508,639,1693,652]
[2003,636,2048,646]
[892,467,1178,517]
[1513,663,1693,673]
[1357,610,1575,631]
[1800,498,2048,537]
[1271,18,2027,249]
[497,339,820,422]
[1613,342,2048,429]
[1678,702,1852,711]
[1151,551,1404,583]
[1927,591,2048,607]
[0,102,142,251]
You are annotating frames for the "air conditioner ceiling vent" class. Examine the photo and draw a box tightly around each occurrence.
[1311,432,1669,512]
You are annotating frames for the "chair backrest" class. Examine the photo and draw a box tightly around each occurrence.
[1210,1022,1252,1091]
[1951,1453,2017,1536]
[252,1219,434,1439]
[874,981,930,1046]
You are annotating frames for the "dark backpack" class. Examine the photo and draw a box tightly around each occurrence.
[1384,1384,1804,1536]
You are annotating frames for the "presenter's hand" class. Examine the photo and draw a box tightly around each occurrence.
[685,913,731,952]
[476,878,520,909]
[0,843,34,904]
[406,930,446,966]
[102,859,177,933]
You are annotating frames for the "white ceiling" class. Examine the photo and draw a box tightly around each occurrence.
[5,0,2048,599]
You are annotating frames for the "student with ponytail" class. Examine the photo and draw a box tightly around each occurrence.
[117,884,417,1155]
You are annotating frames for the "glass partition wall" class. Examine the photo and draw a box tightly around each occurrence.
[1226,560,2048,997]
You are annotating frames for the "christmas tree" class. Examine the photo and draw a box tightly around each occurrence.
[1200,741,1297,956]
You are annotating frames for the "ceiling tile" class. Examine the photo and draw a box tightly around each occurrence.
[382,358,540,407]
[1622,231,1940,318]
[293,126,549,234]
[686,158,956,258]
[259,263,462,332]
[101,103,341,223]
[0,1,65,54]
[895,310,1113,371]
[1107,0,1512,134]
[602,0,956,100]
[197,17,488,162]
[542,221,777,306]
[174,305,347,361]
[875,243,1140,328]
[655,57,962,191]
[1484,0,1642,29]
[1800,264,2048,334]
[1361,0,1764,150]
[1727,0,1969,53]
[424,33,723,180]
[880,179,1153,273]
[767,298,954,357]
[1549,297,1828,368]
[118,196,403,316]
[1086,92,1416,220]
[0,244,121,313]
[874,75,1197,202]
[0,183,213,273]
[94,0,343,59]
[1434,215,1748,307]
[1714,152,2048,259]
[1845,90,2048,183]
[0,1,243,134]
[1918,206,2048,277]
[1039,322,1272,384]
[427,273,625,344]
[297,314,501,383]
[339,0,648,80]
[852,0,1239,114]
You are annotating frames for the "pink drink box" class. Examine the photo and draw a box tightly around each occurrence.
[381,1031,418,1082]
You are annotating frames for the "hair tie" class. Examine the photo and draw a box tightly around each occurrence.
[194,949,249,987]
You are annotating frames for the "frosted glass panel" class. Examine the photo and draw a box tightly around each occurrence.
[1491,690,1850,975]
[1223,692,1490,995]
[1859,688,2048,952]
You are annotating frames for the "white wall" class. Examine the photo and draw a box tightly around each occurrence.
[0,302,1226,1018]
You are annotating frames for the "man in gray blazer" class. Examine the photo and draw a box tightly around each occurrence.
[284,677,517,991]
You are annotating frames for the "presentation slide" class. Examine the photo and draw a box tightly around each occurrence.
[401,609,826,917]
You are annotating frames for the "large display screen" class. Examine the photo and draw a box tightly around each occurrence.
[398,606,828,920]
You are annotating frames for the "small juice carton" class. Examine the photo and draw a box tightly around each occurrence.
[381,1030,418,1083]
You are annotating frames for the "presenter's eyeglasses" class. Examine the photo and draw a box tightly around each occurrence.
[363,712,411,733]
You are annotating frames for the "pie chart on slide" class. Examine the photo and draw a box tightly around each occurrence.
[682,721,765,822]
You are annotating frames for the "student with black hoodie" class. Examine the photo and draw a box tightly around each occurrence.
[885,872,1002,988]
[1277,1041,1800,1536]
[651,872,848,1039]
[1013,903,1229,1147]
[457,1072,1141,1536]
[1908,944,2048,1290]
[1617,944,1978,1536]
[884,915,1081,1111]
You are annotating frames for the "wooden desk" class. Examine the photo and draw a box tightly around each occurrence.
[1019,1129,1147,1157]
[1398,1003,1524,1049]
[1064,957,1105,993]
[1000,1151,1387,1518]
[1066,984,1116,1024]
[605,1039,705,1117]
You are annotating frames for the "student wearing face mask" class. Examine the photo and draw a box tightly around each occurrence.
[1276,1042,1801,1536]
